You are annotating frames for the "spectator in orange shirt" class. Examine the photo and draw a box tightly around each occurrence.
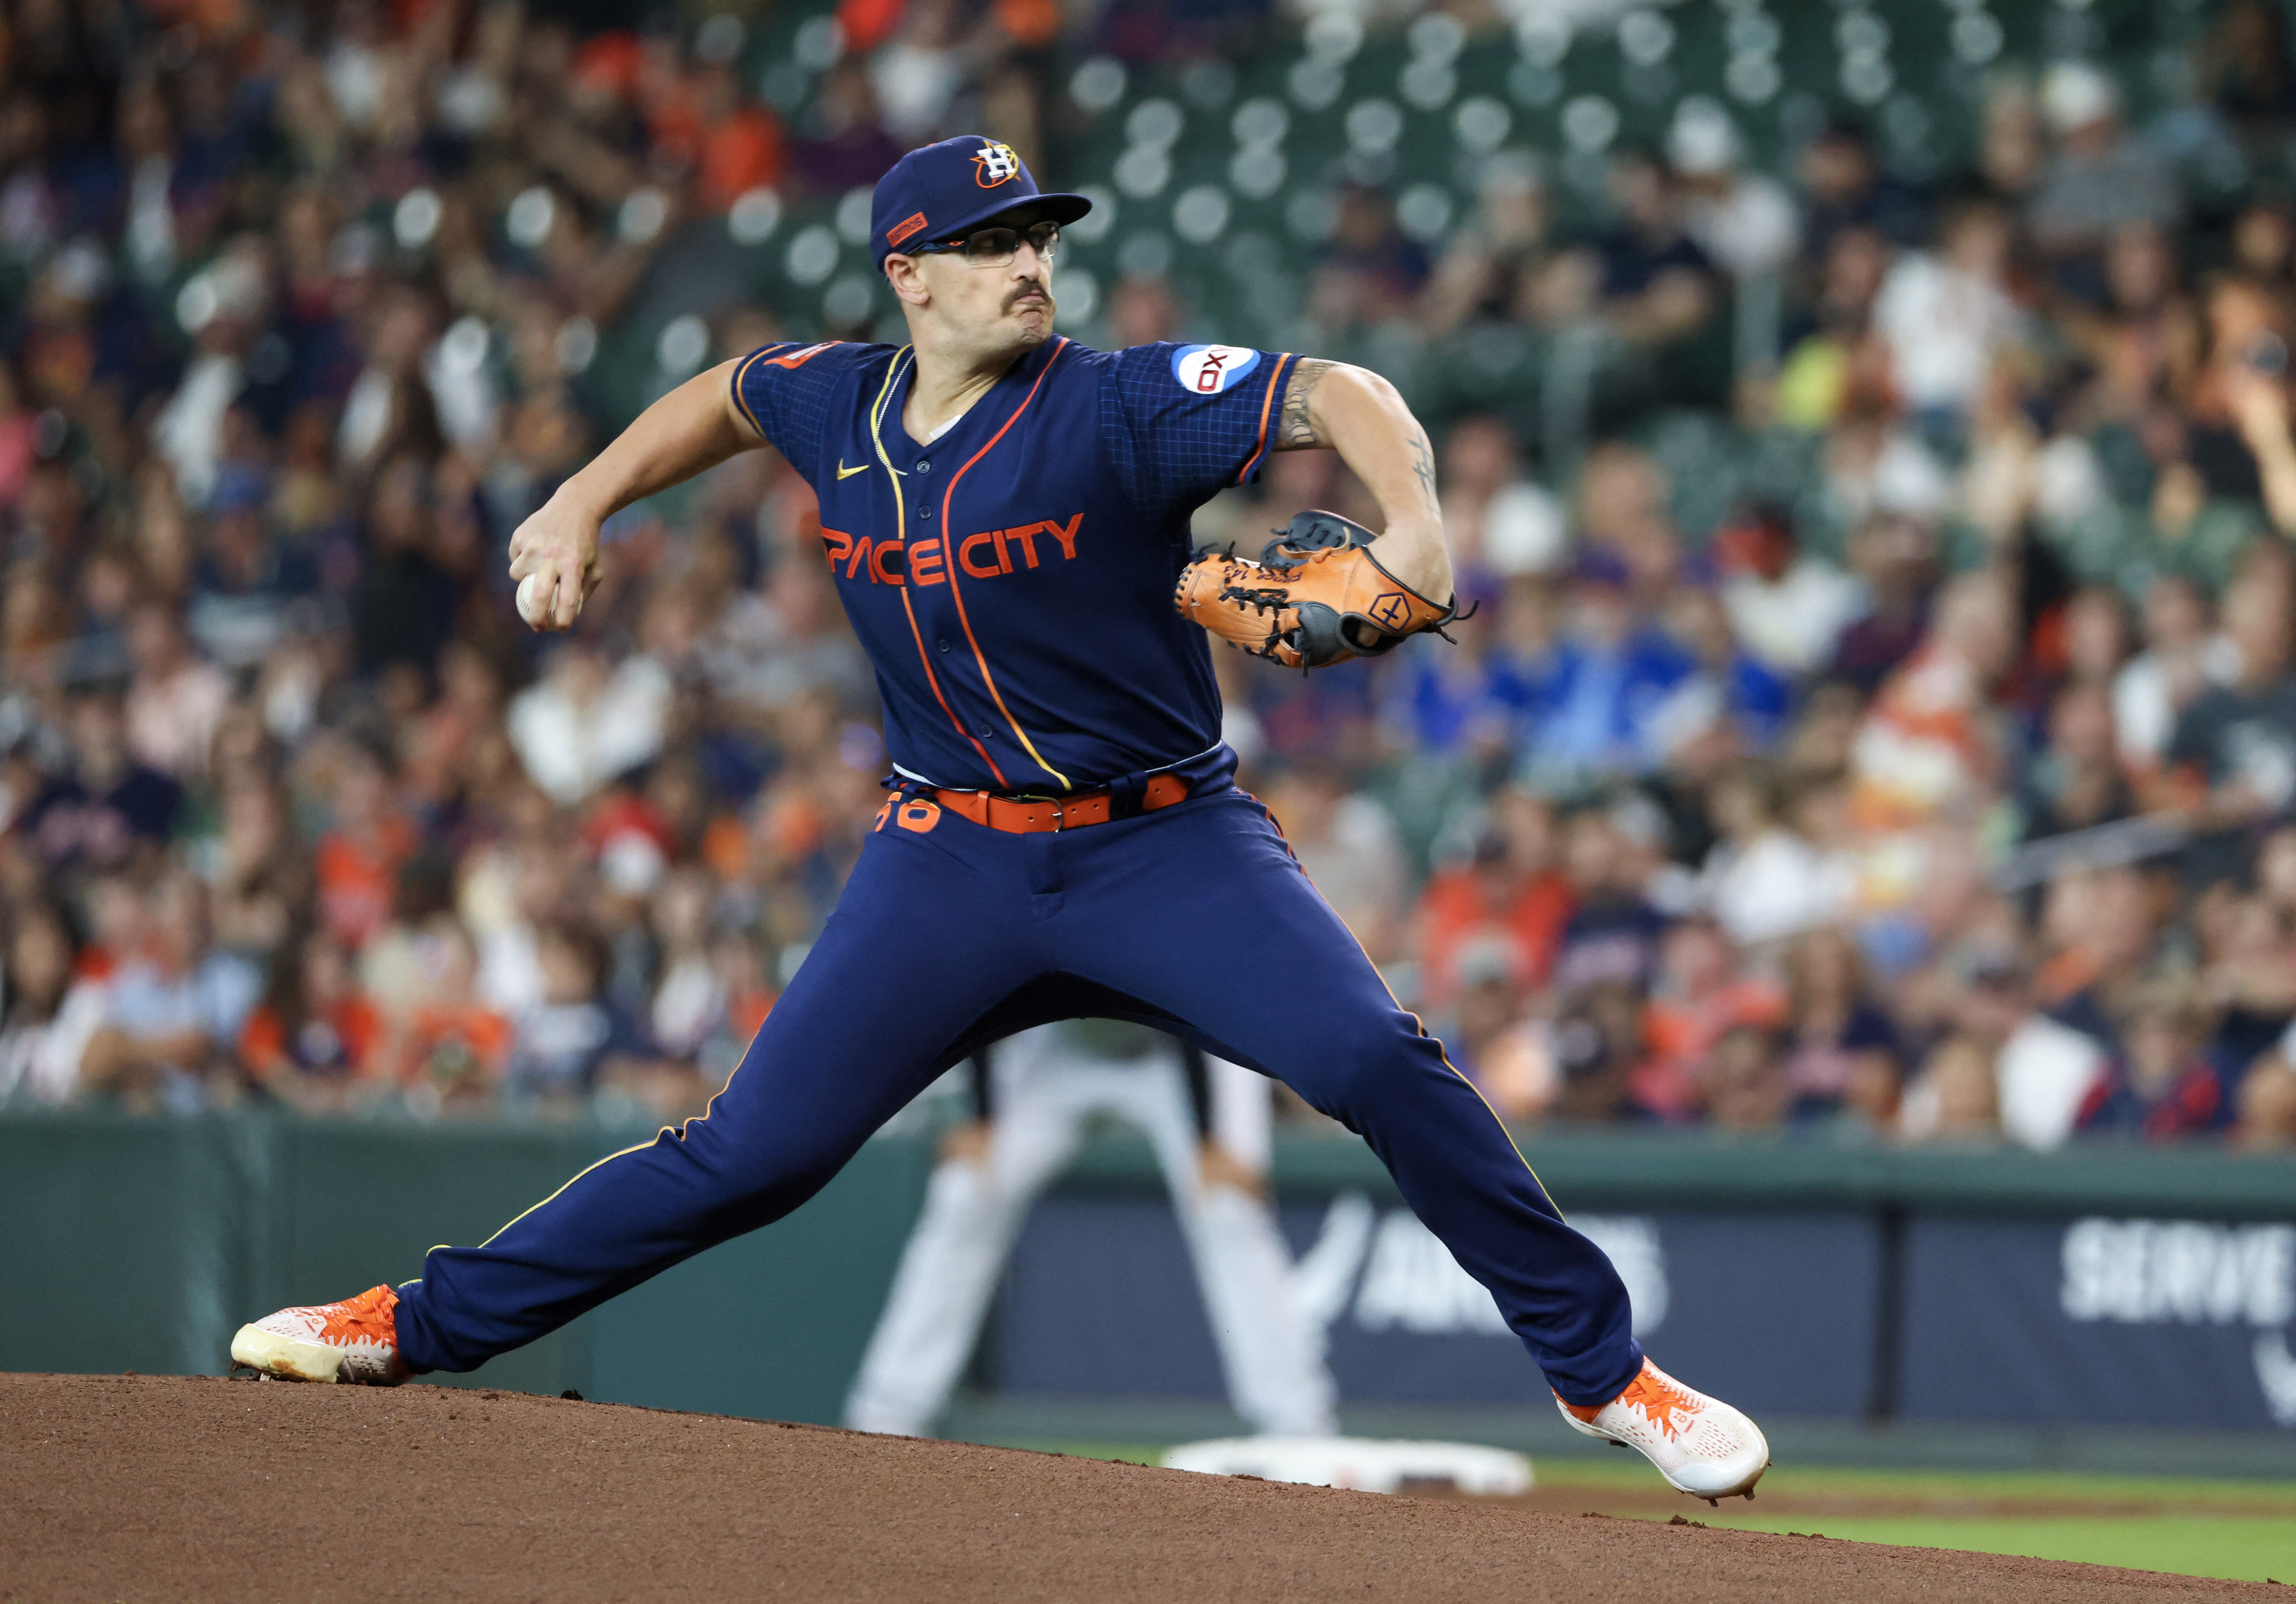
[1638,914,1787,1122]
[692,63,785,212]
[716,931,775,1044]
[1849,572,2019,833]
[386,918,513,1115]
[312,738,414,951]
[238,931,383,1110]
[1410,786,1575,1011]
[1446,936,1556,1122]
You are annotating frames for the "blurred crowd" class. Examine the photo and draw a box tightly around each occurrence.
[5,0,2296,1151]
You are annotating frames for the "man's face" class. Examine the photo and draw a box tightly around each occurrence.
[70,696,127,772]
[2225,570,2294,678]
[1957,973,2026,1042]
[1802,134,1871,201]
[1571,581,1632,646]
[153,878,209,969]
[889,216,1056,356]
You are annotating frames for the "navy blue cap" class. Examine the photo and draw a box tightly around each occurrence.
[870,135,1092,268]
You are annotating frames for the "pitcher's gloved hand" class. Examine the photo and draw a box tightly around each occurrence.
[1173,509,1470,669]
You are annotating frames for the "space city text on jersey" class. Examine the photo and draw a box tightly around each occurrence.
[732,334,1300,795]
[822,515,1085,587]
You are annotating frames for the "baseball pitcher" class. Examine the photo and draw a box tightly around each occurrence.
[231,136,1768,1505]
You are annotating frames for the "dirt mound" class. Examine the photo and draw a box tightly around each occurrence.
[0,1374,2274,1603]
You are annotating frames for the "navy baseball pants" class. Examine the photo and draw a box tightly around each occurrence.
[394,784,1643,1406]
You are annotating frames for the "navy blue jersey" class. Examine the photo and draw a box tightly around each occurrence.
[732,336,1299,793]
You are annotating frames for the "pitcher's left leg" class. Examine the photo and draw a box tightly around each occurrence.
[1056,793,1639,1406]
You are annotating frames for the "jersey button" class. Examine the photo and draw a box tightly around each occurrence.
[918,504,933,521]
[936,638,950,653]
[916,459,932,474]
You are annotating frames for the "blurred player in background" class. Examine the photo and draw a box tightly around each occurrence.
[845,1020,1339,1439]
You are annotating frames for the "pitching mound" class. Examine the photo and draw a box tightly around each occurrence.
[0,1374,2273,1603]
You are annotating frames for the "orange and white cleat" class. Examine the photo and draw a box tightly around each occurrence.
[229,1284,409,1385]
[1557,1356,1770,1503]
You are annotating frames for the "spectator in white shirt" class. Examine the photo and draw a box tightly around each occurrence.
[507,639,670,807]
[1901,944,2103,1149]
[1668,98,1802,282]
[1872,199,2026,420]
[1699,761,1850,948]
[2113,573,2240,773]
[125,602,230,780]
[2028,63,2182,266]
[0,901,109,1106]
[1438,415,1567,584]
[77,871,261,1110]
[1713,502,1868,676]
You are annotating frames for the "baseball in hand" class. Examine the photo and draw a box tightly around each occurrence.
[516,572,560,628]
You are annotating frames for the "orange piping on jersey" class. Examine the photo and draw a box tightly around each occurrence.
[729,347,774,440]
[868,346,1009,785]
[1234,353,1292,486]
[764,341,841,370]
[900,598,1003,784]
[939,337,1072,790]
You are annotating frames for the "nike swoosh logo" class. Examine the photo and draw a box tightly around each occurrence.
[837,461,869,479]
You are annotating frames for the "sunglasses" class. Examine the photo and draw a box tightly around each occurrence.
[908,220,1061,268]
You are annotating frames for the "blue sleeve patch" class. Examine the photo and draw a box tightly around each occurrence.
[1168,344,1262,396]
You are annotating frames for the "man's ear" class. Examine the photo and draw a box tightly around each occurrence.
[885,255,930,309]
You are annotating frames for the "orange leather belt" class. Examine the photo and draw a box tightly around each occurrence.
[927,773,1192,833]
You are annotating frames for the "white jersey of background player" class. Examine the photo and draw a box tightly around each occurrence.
[845,1018,1339,1438]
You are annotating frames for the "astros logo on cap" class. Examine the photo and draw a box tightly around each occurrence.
[973,140,1021,187]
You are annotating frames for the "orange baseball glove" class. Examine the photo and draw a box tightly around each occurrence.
[1173,510,1468,669]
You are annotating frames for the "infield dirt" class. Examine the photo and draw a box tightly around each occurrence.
[0,1373,2279,1603]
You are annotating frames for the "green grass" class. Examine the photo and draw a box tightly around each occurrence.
[1009,1443,2296,1583]
[1012,1441,1172,1467]
[1687,1514,2296,1583]
[1483,1462,2296,1582]
[1532,1458,2296,1510]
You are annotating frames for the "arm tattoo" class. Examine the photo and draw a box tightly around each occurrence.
[1407,428,1438,513]
[1276,358,1333,450]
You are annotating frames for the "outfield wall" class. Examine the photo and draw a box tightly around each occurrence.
[1007,1132,2296,1436]
[0,1112,931,1423]
[4,1113,2292,1438]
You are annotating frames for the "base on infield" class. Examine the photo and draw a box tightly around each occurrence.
[0,1373,2274,1603]
[1161,1435,1534,1494]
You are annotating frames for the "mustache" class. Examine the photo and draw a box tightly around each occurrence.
[1005,283,1051,311]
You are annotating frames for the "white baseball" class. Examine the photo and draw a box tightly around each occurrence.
[516,572,553,628]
